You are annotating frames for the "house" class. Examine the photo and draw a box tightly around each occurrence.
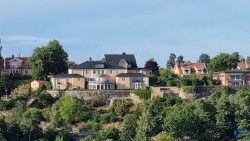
[31,80,44,91]
[0,55,31,75]
[115,73,149,89]
[173,62,207,76]
[237,62,250,70]
[67,53,150,90]
[51,74,85,90]
[214,69,250,86]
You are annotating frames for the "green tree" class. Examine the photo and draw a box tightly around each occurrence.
[98,128,120,141]
[0,73,12,97]
[29,40,68,80]
[112,101,132,118]
[166,53,176,69]
[176,55,184,63]
[231,52,240,62]
[120,114,137,141]
[163,105,199,139]
[19,108,43,141]
[208,53,238,72]
[144,58,159,74]
[11,84,31,100]
[67,60,77,69]
[198,53,210,65]
[135,107,156,141]
[59,95,89,123]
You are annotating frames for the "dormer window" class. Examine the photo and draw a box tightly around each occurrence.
[185,70,189,74]
[198,70,202,74]
[95,64,104,68]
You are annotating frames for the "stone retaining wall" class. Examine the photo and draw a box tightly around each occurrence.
[47,90,131,103]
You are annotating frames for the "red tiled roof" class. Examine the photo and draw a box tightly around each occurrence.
[176,62,206,75]
[237,62,246,69]
[0,57,31,69]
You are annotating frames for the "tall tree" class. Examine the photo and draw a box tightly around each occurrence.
[67,61,77,69]
[176,55,184,63]
[208,53,238,72]
[144,58,159,74]
[198,53,210,65]
[231,52,240,62]
[120,114,137,141]
[28,40,68,80]
[166,53,176,69]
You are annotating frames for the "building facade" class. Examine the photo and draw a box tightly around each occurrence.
[173,62,207,76]
[66,53,150,90]
[214,69,250,86]
[51,74,85,90]
[0,55,31,75]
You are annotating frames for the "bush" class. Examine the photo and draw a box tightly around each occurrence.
[0,100,15,111]
[182,86,197,93]
[132,90,151,100]
[86,120,100,131]
[99,113,112,124]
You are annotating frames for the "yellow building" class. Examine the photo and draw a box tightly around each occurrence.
[115,73,149,89]
[68,53,150,90]
[51,74,85,90]
[31,80,44,91]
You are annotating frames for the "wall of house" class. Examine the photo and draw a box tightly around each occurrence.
[51,77,85,90]
[116,77,131,89]
[31,81,41,91]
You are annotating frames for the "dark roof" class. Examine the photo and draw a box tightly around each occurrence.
[116,73,148,77]
[215,69,250,73]
[71,61,125,69]
[53,74,84,78]
[104,53,138,69]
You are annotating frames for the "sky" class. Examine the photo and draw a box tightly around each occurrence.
[0,0,250,67]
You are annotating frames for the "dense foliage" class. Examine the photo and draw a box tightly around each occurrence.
[28,40,68,80]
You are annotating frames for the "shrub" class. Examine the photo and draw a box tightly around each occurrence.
[0,100,15,111]
[86,120,100,131]
[132,90,151,100]
[99,113,112,124]
[182,86,197,93]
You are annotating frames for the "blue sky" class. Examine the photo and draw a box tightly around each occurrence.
[1,0,250,67]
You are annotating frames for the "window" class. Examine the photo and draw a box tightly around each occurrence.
[198,70,202,74]
[57,79,60,84]
[232,81,240,86]
[231,75,241,80]
[98,70,100,74]
[66,79,69,84]
[25,70,28,75]
[109,70,112,74]
[184,70,189,74]
[93,70,96,74]
[122,78,125,81]
[102,70,105,74]
[86,70,88,74]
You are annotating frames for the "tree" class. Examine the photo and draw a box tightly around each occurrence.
[198,53,210,65]
[67,61,77,69]
[176,55,184,63]
[208,53,238,72]
[29,40,68,80]
[231,52,240,62]
[11,84,31,100]
[19,108,43,141]
[120,114,137,141]
[144,58,159,74]
[59,95,89,123]
[0,73,12,97]
[166,53,176,69]
[163,105,199,139]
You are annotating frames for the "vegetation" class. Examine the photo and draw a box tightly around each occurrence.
[28,40,69,80]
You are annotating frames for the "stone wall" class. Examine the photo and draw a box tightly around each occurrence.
[47,90,131,103]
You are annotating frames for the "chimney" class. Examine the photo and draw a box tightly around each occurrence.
[12,55,14,59]
[89,57,92,62]
[102,57,106,62]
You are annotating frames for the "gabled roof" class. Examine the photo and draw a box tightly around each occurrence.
[175,62,207,75]
[104,53,138,69]
[53,74,84,78]
[116,73,148,77]
[71,61,125,69]
[0,57,31,69]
